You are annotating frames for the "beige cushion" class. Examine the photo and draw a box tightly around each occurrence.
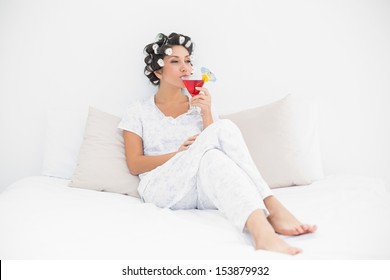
[69,107,140,197]
[223,94,324,188]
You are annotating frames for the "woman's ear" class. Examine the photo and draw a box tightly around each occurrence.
[154,69,162,79]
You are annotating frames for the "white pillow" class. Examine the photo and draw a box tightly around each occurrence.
[42,110,88,179]
[223,94,324,188]
[69,107,140,197]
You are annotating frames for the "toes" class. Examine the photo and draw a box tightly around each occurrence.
[299,224,318,234]
[302,224,317,233]
[273,223,318,236]
[301,224,309,231]
[297,225,305,234]
[284,224,318,235]
[283,227,300,235]
[310,225,318,233]
[287,247,302,255]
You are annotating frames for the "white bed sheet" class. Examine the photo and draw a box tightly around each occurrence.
[0,175,389,260]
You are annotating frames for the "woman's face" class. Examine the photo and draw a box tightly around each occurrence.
[156,45,192,88]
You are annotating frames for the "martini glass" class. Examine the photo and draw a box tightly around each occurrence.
[182,75,204,114]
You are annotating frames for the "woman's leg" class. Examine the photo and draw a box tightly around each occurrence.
[197,149,302,255]
[140,119,273,209]
[196,149,267,230]
[201,120,316,236]
[246,209,302,255]
[197,120,273,199]
[142,119,315,237]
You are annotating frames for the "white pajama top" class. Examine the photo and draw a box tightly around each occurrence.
[118,94,207,179]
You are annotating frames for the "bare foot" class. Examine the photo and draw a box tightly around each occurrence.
[246,209,302,255]
[264,196,317,236]
[255,226,303,255]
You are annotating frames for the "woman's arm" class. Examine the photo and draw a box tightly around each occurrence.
[123,131,175,175]
[123,131,198,176]
[201,111,213,129]
[192,86,214,129]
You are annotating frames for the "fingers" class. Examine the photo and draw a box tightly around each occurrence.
[195,87,210,96]
[180,141,194,151]
[184,134,198,146]
[191,87,212,116]
[192,94,209,102]
[192,88,211,107]
[187,134,199,141]
[184,139,196,146]
[178,134,199,152]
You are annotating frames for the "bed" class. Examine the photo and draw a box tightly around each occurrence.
[1,95,389,259]
[1,174,389,259]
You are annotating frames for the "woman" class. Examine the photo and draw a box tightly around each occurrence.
[118,32,317,255]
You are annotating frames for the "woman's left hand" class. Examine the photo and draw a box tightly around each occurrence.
[191,87,212,116]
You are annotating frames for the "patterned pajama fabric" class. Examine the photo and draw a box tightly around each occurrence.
[118,95,273,231]
[140,120,273,231]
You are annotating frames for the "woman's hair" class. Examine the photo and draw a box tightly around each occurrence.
[143,32,193,85]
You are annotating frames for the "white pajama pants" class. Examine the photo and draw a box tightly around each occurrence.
[139,119,273,231]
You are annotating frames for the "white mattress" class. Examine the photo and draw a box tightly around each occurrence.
[0,175,389,259]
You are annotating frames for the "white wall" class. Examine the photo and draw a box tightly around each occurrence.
[1,0,389,191]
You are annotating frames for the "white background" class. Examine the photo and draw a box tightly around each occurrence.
[0,0,389,191]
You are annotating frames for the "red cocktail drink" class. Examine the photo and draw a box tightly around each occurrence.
[183,79,204,96]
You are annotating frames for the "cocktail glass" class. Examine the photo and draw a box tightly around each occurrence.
[182,75,204,114]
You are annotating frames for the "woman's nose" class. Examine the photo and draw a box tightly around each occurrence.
[180,65,189,73]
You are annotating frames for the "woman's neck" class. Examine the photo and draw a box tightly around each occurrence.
[155,84,187,104]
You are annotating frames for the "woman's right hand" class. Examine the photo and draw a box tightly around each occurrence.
[178,134,199,152]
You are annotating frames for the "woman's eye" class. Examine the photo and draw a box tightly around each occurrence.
[170,60,191,64]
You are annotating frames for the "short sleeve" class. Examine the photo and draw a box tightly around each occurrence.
[118,102,143,138]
